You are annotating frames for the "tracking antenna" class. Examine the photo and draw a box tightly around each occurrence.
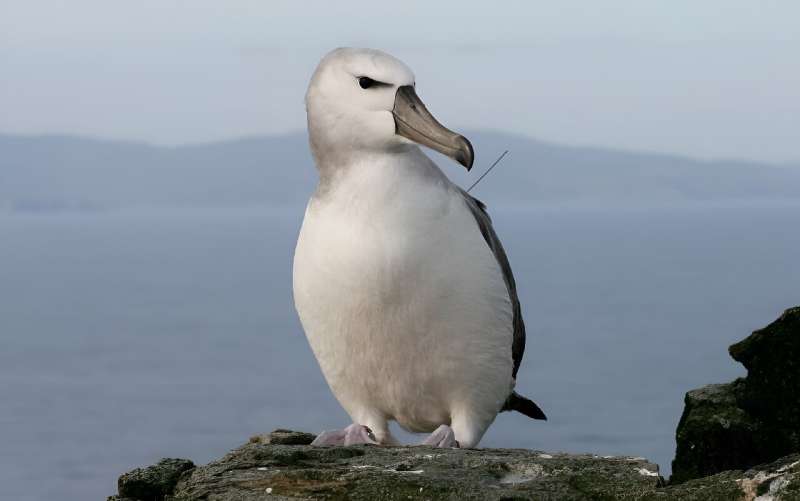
[466,150,509,193]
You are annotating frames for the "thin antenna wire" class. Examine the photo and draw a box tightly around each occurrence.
[466,150,509,193]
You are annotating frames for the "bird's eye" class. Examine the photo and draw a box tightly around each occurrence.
[358,76,376,89]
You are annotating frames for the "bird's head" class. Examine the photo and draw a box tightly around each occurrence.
[305,47,473,171]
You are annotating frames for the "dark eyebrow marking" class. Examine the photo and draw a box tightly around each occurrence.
[358,76,392,89]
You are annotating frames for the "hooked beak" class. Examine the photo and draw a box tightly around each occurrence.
[392,85,474,170]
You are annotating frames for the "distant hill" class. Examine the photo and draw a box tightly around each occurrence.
[2,131,799,213]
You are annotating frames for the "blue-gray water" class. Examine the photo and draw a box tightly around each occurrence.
[1,204,799,500]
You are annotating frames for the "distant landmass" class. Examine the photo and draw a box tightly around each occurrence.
[2,131,799,213]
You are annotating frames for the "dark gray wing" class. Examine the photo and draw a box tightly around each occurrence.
[458,189,525,379]
[459,189,546,420]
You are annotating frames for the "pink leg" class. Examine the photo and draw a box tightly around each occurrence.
[311,424,378,446]
[420,424,459,448]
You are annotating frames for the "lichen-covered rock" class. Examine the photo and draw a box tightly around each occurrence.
[671,306,800,484]
[663,454,800,501]
[249,429,317,446]
[110,432,800,500]
[145,438,665,501]
[670,380,760,483]
[113,457,195,501]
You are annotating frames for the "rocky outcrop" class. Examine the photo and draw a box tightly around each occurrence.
[109,430,800,500]
[114,458,195,501]
[110,429,662,500]
[108,307,800,499]
[671,306,800,484]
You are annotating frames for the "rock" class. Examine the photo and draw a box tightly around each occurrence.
[117,436,664,500]
[665,454,800,501]
[671,306,800,484]
[730,306,800,441]
[108,307,800,498]
[110,432,800,500]
[112,458,195,501]
[249,429,317,446]
[671,380,760,483]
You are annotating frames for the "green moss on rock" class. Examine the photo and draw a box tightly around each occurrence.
[730,307,800,442]
[671,306,800,484]
[109,435,800,500]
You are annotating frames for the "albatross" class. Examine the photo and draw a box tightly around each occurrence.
[293,47,545,448]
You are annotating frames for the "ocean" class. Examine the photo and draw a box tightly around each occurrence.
[1,203,798,500]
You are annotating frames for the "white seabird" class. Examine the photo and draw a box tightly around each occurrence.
[293,47,545,448]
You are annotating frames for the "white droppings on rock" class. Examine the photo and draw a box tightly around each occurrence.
[757,475,788,501]
[501,464,548,484]
[538,454,553,459]
[386,469,424,474]
[351,465,377,469]
[636,468,659,477]
[737,470,787,501]
[257,467,268,471]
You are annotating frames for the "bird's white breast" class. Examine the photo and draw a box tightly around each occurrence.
[293,152,514,433]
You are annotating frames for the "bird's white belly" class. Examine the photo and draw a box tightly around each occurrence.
[293,183,514,433]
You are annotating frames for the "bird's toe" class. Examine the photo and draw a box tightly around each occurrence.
[311,424,378,446]
[420,424,460,448]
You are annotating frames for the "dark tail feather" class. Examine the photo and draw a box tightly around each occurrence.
[502,391,547,420]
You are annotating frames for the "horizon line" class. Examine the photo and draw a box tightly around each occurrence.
[1,129,798,169]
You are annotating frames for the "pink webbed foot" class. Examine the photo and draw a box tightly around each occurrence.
[311,424,378,446]
[420,424,460,448]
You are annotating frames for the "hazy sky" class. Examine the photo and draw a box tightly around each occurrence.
[1,1,798,162]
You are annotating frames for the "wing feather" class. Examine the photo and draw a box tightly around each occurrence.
[458,190,525,379]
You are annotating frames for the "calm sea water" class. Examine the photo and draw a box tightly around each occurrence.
[1,204,798,500]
